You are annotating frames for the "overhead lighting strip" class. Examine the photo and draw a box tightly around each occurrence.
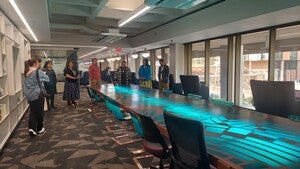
[118,6,151,27]
[43,51,48,58]
[79,47,107,59]
[9,0,38,42]
[31,44,105,48]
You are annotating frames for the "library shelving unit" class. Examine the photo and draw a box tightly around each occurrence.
[0,12,31,150]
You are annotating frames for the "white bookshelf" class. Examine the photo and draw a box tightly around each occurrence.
[0,11,30,150]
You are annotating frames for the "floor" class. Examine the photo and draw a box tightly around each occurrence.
[0,87,158,169]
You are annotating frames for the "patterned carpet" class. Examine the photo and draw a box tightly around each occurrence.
[0,87,159,169]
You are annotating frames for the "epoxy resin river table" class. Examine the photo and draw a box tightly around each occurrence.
[96,84,300,169]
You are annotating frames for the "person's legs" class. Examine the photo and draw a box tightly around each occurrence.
[36,97,45,132]
[50,94,56,108]
[46,96,50,110]
[28,100,39,136]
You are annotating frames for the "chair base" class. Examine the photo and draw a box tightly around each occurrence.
[133,155,170,169]
[111,133,142,145]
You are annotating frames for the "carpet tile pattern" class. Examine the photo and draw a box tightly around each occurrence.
[0,87,160,169]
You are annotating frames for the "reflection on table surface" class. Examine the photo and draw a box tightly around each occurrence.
[96,84,300,169]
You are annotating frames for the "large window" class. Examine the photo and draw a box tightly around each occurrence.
[192,42,205,82]
[240,31,269,108]
[209,38,228,100]
[155,49,162,80]
[164,47,170,66]
[275,25,300,90]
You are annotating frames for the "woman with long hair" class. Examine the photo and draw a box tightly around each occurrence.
[63,60,80,106]
[23,58,49,136]
[138,58,152,88]
[42,60,57,110]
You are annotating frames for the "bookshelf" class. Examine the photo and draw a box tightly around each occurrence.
[0,12,31,150]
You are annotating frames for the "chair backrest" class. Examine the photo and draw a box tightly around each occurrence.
[152,80,159,90]
[138,114,169,151]
[131,72,138,85]
[163,111,210,169]
[85,86,94,99]
[104,98,124,120]
[180,75,200,96]
[250,80,295,118]
[199,85,209,100]
[129,112,143,136]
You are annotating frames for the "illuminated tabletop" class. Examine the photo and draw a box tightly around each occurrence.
[95,84,300,169]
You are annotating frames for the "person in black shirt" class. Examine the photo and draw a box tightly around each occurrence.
[63,60,80,106]
[42,60,57,110]
[114,61,131,86]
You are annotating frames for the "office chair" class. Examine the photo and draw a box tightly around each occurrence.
[180,75,201,96]
[250,80,296,118]
[164,111,213,169]
[137,114,170,169]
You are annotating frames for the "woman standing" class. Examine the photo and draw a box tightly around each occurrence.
[42,60,57,110]
[23,58,49,136]
[138,58,152,88]
[63,60,80,106]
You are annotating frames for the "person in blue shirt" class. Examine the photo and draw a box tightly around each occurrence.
[138,58,152,88]
[23,58,49,137]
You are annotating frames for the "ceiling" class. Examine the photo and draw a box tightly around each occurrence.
[0,0,299,62]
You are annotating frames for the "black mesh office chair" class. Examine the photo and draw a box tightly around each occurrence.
[180,75,201,96]
[250,80,296,118]
[131,72,138,85]
[163,111,212,169]
[169,74,183,95]
[152,80,160,90]
[138,114,170,169]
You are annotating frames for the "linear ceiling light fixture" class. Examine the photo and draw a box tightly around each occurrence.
[9,0,38,42]
[118,6,151,27]
[43,51,48,58]
[79,47,107,59]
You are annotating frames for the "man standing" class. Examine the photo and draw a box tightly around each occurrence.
[89,58,101,87]
[115,61,131,86]
[158,59,169,91]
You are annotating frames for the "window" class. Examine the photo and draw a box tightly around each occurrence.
[155,49,162,80]
[164,47,170,66]
[209,38,228,100]
[240,31,269,108]
[275,25,300,90]
[192,42,205,82]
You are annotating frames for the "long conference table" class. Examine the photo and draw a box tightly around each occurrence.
[93,84,300,169]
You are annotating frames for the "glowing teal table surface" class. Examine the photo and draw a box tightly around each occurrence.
[96,84,300,169]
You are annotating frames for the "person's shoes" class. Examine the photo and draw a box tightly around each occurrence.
[29,129,37,137]
[52,106,57,109]
[38,127,45,134]
[67,101,72,106]
[72,101,78,106]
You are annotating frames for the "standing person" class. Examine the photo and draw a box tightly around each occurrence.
[42,60,57,110]
[23,58,49,136]
[63,60,80,106]
[138,58,152,88]
[89,58,101,87]
[158,59,170,91]
[103,66,112,83]
[114,61,131,86]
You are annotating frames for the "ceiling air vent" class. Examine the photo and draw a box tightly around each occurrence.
[94,29,127,44]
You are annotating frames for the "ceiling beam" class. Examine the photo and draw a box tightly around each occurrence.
[51,3,91,17]
[51,0,99,7]
[90,0,108,19]
[50,23,100,35]
[148,8,183,15]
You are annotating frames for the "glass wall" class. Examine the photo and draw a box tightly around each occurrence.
[209,38,228,99]
[164,47,170,66]
[192,42,205,82]
[240,31,269,108]
[275,25,300,90]
[155,49,162,80]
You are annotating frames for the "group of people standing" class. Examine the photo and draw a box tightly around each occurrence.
[97,58,170,91]
[23,58,80,137]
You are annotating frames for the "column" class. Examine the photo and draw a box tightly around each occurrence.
[169,43,185,82]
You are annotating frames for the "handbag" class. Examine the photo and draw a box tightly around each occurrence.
[36,70,49,98]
